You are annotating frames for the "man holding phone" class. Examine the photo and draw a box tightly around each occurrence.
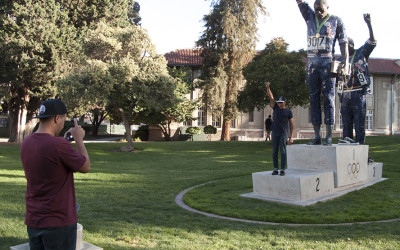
[20,99,90,250]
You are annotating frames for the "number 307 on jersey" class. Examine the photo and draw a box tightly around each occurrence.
[307,36,328,51]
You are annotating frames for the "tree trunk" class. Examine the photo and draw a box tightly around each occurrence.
[158,124,170,141]
[8,93,31,143]
[120,110,134,150]
[220,76,234,141]
[8,108,18,142]
[221,119,231,141]
[91,109,108,136]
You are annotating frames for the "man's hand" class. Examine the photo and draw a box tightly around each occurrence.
[288,137,294,145]
[265,81,271,89]
[364,13,371,24]
[65,118,85,142]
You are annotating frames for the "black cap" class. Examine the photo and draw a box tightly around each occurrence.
[34,99,67,118]
[276,96,286,103]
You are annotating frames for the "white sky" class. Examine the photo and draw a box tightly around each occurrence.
[139,0,400,59]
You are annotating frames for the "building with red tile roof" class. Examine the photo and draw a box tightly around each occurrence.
[152,49,400,141]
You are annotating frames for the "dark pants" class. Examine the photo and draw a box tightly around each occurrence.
[272,133,288,170]
[306,57,336,125]
[27,223,77,250]
[340,90,366,144]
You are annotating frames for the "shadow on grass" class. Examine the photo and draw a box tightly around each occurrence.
[2,137,400,249]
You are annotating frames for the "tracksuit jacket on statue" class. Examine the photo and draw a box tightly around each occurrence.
[338,39,377,144]
[298,1,348,125]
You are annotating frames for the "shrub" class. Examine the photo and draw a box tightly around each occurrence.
[133,125,149,141]
[186,126,201,135]
[203,125,217,134]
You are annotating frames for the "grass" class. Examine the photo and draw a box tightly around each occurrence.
[1,136,400,249]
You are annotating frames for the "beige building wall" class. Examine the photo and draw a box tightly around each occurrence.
[149,70,400,141]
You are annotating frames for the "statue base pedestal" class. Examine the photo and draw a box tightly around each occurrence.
[242,144,386,206]
[10,224,102,250]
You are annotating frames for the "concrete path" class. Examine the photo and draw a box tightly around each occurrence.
[175,180,400,227]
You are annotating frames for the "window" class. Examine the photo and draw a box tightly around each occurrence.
[197,106,206,126]
[212,115,221,128]
[339,113,343,130]
[183,121,192,126]
[231,119,236,128]
[369,76,374,94]
[249,111,254,122]
[366,110,373,130]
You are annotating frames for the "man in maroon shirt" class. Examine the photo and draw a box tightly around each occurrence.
[20,99,90,250]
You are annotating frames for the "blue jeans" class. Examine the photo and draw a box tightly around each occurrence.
[27,223,77,250]
[272,133,288,170]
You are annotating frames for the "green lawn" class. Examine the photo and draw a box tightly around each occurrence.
[1,136,400,249]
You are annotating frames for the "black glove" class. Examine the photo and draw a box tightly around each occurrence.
[362,85,370,95]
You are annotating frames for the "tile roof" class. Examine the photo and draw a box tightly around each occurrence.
[368,58,400,75]
[164,49,203,67]
[164,49,400,75]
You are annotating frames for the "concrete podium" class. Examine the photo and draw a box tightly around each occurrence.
[10,224,102,250]
[242,144,386,206]
[287,144,369,187]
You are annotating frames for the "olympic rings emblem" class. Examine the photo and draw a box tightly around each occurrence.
[347,162,360,179]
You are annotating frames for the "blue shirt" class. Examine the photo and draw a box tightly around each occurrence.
[342,40,376,91]
[272,103,293,137]
[298,1,348,58]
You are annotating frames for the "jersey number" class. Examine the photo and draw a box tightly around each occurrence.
[357,72,367,85]
[308,36,328,50]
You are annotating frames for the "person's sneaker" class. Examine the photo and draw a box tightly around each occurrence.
[280,170,285,176]
[272,169,279,175]
[344,137,355,143]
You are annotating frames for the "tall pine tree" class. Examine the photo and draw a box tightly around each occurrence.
[0,0,141,142]
[0,0,76,142]
[197,0,265,141]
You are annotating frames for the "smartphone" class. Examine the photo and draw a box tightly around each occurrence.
[66,132,74,141]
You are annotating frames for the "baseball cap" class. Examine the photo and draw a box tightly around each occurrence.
[276,96,286,103]
[34,99,67,118]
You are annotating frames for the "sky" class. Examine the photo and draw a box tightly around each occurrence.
[138,0,400,59]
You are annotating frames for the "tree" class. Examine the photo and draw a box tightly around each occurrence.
[56,0,142,136]
[137,67,199,141]
[60,21,176,149]
[238,37,308,112]
[57,63,112,135]
[197,0,266,141]
[58,0,141,29]
[0,0,77,142]
[0,0,142,142]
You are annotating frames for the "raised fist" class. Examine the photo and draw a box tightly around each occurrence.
[364,13,371,24]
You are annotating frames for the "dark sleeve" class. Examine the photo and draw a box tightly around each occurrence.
[335,16,348,45]
[58,138,87,172]
[362,40,377,60]
[288,110,293,119]
[298,2,312,22]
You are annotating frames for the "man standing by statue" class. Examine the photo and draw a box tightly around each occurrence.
[338,14,376,145]
[296,0,349,145]
[266,82,294,176]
